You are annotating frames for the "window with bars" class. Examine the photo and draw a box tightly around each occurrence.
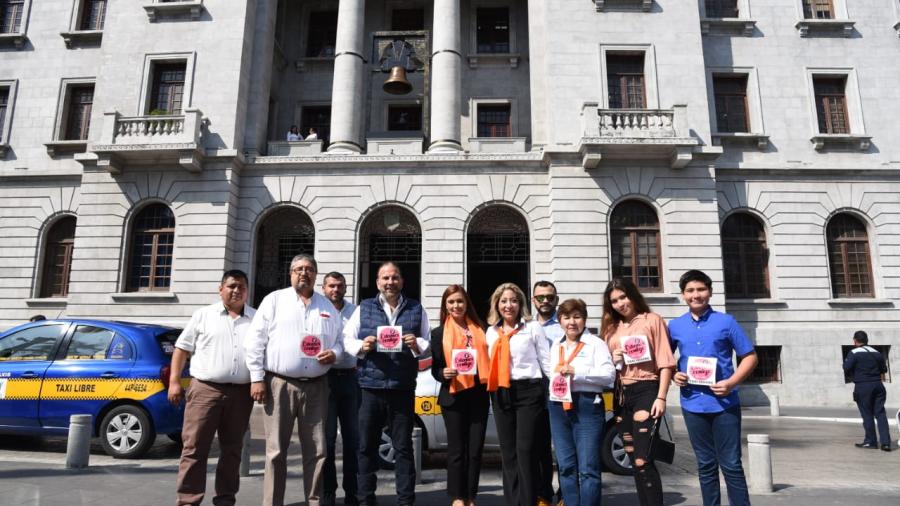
[301,106,330,143]
[827,213,873,298]
[713,75,749,133]
[706,0,739,18]
[803,0,834,19]
[842,345,891,383]
[477,103,511,137]
[747,346,781,383]
[127,204,175,292]
[40,216,76,298]
[79,0,106,30]
[149,62,186,115]
[63,85,93,141]
[0,87,8,143]
[813,76,848,134]
[610,201,661,291]
[607,53,646,109]
[0,0,24,34]
[252,207,315,307]
[476,7,510,54]
[306,11,337,57]
[387,104,422,131]
[721,213,769,299]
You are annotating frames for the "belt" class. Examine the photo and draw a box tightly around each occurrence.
[196,379,250,388]
[329,368,358,376]
[510,378,543,385]
[266,371,326,383]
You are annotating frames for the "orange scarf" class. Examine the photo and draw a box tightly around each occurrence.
[442,317,490,394]
[556,341,585,411]
[487,323,521,392]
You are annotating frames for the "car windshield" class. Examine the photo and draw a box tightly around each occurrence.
[154,329,181,356]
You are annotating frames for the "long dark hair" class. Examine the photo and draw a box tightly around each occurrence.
[439,284,485,328]
[601,277,651,338]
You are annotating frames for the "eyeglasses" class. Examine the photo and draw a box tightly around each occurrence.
[291,266,316,274]
[533,295,556,303]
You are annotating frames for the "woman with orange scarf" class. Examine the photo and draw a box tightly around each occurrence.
[430,285,491,506]
[485,282,554,506]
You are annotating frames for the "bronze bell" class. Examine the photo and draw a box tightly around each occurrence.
[383,66,413,95]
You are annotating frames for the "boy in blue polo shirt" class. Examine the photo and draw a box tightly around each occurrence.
[669,270,758,506]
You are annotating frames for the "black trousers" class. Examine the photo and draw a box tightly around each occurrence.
[491,379,554,506]
[357,388,416,506]
[854,381,891,446]
[442,384,490,501]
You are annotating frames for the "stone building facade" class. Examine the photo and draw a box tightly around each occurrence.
[1,0,899,407]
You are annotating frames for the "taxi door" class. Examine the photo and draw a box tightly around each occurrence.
[0,323,69,429]
[39,324,134,429]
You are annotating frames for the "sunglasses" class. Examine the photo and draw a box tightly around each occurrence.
[533,294,557,303]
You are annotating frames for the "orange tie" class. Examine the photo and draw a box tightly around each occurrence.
[556,341,585,411]
[487,325,520,392]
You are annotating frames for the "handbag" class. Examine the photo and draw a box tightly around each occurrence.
[649,416,676,464]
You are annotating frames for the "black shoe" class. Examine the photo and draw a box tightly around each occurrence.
[855,442,878,449]
[882,445,892,452]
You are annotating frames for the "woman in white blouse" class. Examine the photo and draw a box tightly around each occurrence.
[485,282,554,506]
[548,298,616,506]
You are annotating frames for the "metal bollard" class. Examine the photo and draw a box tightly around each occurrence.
[240,429,251,477]
[769,393,780,417]
[412,427,422,485]
[747,434,773,494]
[66,414,92,469]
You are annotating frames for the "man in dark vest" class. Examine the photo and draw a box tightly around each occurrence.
[342,262,431,506]
[844,330,892,451]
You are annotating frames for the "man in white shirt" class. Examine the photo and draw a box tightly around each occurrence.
[245,254,343,506]
[306,127,319,140]
[169,270,256,506]
[321,271,360,506]
[342,262,430,506]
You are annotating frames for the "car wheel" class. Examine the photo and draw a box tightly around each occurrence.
[99,405,156,459]
[602,422,633,476]
[377,420,427,471]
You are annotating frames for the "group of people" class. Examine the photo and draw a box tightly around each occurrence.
[287,125,318,141]
[167,255,763,506]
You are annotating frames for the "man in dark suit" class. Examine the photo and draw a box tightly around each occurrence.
[843,330,892,451]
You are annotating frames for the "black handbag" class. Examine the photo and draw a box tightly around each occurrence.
[649,417,676,464]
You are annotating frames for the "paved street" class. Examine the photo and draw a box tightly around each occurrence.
[0,407,897,505]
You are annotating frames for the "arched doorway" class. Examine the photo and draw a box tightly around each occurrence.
[358,206,421,302]
[466,205,530,322]
[253,206,315,306]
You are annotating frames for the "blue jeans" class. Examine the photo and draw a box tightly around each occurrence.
[357,388,415,506]
[324,369,360,504]
[682,406,751,506]
[548,392,605,506]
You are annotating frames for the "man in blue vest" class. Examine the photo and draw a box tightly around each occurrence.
[844,330,892,451]
[342,262,431,505]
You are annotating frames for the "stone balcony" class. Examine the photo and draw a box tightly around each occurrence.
[91,109,205,173]
[578,103,702,169]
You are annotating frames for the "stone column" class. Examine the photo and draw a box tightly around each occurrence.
[328,0,366,153]
[428,0,462,153]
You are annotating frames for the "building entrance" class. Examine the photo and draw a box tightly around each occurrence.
[358,206,421,302]
[253,207,315,307]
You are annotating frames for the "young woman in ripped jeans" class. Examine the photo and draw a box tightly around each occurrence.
[602,277,676,506]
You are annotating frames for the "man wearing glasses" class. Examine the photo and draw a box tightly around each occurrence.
[532,280,564,345]
[245,254,344,506]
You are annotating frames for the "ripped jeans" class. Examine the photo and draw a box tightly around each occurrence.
[619,380,664,506]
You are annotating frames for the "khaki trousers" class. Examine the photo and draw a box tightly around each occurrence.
[263,373,329,506]
[175,379,253,506]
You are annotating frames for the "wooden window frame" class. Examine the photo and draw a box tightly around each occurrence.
[475,6,511,54]
[305,10,337,58]
[803,0,834,19]
[77,0,106,31]
[713,75,750,133]
[610,201,662,292]
[63,84,94,141]
[599,45,659,110]
[827,213,874,299]
[607,53,646,109]
[476,103,512,138]
[813,76,849,134]
[721,213,770,299]
[747,345,782,383]
[705,0,739,18]
[149,62,186,115]
[39,216,76,298]
[0,0,26,34]
[126,204,175,293]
